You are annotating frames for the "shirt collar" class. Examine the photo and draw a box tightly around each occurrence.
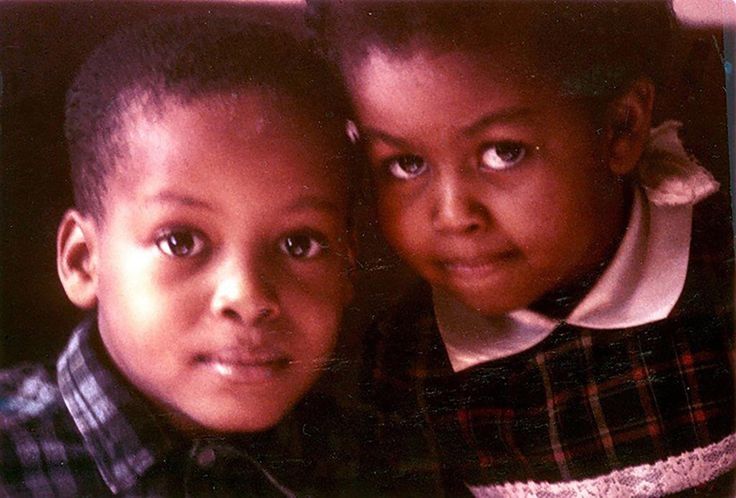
[56,317,175,494]
[566,188,692,328]
[434,187,694,372]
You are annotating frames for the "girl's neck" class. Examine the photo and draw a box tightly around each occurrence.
[529,183,633,319]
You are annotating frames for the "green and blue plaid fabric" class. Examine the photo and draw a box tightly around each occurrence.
[0,318,365,497]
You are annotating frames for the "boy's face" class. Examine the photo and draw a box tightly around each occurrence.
[348,46,628,316]
[87,92,352,432]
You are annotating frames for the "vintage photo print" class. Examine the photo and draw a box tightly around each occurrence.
[1,1,734,496]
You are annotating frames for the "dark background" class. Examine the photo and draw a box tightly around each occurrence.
[0,2,732,385]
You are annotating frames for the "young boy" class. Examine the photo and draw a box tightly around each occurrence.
[0,16,357,496]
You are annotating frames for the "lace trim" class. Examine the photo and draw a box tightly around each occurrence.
[637,120,719,207]
[469,432,736,498]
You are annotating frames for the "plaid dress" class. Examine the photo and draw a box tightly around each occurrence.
[361,195,735,496]
[0,318,366,497]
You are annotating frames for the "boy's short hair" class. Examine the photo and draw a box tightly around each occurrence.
[308,0,675,118]
[66,16,353,220]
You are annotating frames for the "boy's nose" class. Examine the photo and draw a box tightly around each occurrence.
[431,176,487,234]
[210,259,281,324]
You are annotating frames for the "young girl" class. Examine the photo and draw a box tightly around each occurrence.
[310,1,736,496]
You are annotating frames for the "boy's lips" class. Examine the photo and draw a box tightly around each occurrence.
[193,349,292,384]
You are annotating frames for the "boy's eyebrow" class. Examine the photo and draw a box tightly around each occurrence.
[146,192,342,214]
[146,192,214,210]
[460,107,536,137]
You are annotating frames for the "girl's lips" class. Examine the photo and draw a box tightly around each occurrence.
[441,251,517,266]
[439,251,519,279]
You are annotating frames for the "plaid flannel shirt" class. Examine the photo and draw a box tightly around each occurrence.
[0,318,365,497]
[361,194,736,496]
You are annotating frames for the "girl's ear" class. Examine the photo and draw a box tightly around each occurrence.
[57,209,99,309]
[604,77,655,175]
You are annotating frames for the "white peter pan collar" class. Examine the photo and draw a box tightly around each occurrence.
[433,121,719,373]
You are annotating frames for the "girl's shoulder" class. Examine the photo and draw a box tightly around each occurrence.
[691,191,733,261]
[360,280,453,407]
[680,190,734,317]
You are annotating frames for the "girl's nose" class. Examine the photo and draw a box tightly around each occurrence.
[210,257,281,324]
[431,175,487,234]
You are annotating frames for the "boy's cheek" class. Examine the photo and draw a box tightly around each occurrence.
[281,276,349,318]
[285,258,351,289]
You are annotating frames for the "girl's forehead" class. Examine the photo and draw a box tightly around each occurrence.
[350,41,549,102]
[347,47,578,145]
[330,1,672,107]
[347,16,546,85]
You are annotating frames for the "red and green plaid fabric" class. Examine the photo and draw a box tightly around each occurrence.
[361,195,735,494]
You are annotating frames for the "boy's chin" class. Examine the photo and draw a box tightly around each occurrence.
[165,399,297,435]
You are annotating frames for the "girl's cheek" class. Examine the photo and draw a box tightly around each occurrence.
[380,189,421,225]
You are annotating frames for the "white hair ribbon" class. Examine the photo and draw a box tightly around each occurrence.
[636,120,720,206]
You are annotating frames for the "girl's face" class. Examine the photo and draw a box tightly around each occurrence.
[348,46,628,316]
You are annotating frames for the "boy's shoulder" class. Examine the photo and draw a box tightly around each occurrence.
[0,362,61,426]
[0,359,105,496]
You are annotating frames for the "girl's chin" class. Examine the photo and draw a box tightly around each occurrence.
[442,289,530,317]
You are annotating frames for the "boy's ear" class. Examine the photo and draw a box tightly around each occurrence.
[603,77,655,176]
[57,209,99,309]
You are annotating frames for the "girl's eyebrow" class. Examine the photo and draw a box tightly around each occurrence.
[361,107,536,146]
[360,127,411,148]
[460,107,536,137]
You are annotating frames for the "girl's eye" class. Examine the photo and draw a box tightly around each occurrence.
[156,230,206,258]
[385,154,428,180]
[479,142,526,171]
[279,233,328,259]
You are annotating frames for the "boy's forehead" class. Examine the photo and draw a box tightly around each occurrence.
[107,89,350,201]
[128,89,341,143]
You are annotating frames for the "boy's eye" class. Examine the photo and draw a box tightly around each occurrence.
[385,154,428,180]
[479,142,526,171]
[156,230,206,258]
[279,233,328,259]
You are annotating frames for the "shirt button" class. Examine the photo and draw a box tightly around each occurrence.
[196,447,216,469]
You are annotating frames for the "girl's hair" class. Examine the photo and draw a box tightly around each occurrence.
[308,1,677,114]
